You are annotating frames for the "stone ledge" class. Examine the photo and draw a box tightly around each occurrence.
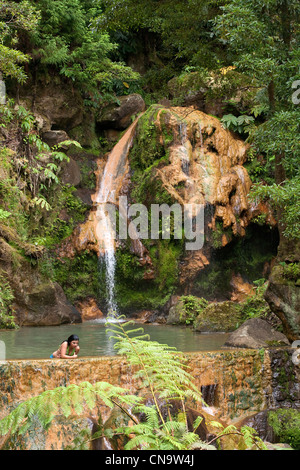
[1,349,298,422]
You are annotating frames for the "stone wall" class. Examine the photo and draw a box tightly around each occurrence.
[0,348,299,449]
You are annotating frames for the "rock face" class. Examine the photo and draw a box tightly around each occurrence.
[130,105,276,290]
[264,240,300,342]
[0,238,81,326]
[75,297,104,322]
[265,266,300,342]
[55,104,277,313]
[96,94,146,129]
[12,275,81,327]
[21,81,84,131]
[224,318,290,349]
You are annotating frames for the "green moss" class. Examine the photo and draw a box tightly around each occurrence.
[280,262,300,284]
[110,241,182,312]
[268,409,300,450]
[77,160,97,190]
[177,295,208,325]
[0,148,29,241]
[130,158,174,207]
[130,105,168,172]
[237,279,272,323]
[194,301,241,332]
[150,240,182,293]
[53,251,100,303]
[0,270,17,329]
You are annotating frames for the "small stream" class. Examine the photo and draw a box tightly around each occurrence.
[0,321,229,360]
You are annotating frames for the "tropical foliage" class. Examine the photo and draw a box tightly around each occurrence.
[0,314,268,450]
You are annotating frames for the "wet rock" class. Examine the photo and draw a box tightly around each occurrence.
[224,318,290,349]
[166,298,186,325]
[96,93,146,130]
[61,157,82,187]
[76,297,104,322]
[235,410,276,443]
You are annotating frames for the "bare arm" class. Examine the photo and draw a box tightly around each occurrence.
[60,341,78,359]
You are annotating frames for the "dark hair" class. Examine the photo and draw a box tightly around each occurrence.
[67,334,79,344]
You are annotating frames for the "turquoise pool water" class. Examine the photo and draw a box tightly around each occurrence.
[0,320,229,360]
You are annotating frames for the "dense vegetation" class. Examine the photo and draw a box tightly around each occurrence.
[0,0,299,316]
[0,314,269,450]
[0,0,299,451]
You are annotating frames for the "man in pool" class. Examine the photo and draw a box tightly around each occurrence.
[50,334,80,359]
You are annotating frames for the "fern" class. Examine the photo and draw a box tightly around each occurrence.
[0,381,141,439]
[106,314,204,407]
[0,313,268,451]
[208,421,268,450]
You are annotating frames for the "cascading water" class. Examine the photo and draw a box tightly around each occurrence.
[94,118,141,314]
[179,122,190,176]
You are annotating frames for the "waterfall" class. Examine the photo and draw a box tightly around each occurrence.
[94,118,141,314]
[179,122,190,176]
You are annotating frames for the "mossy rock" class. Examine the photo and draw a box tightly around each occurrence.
[268,409,300,450]
[265,264,300,341]
[194,301,241,332]
[167,295,208,326]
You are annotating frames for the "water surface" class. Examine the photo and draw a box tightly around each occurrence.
[0,320,229,360]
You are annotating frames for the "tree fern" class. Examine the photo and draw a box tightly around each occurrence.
[106,314,204,410]
[0,381,141,439]
[208,421,268,450]
[0,313,268,451]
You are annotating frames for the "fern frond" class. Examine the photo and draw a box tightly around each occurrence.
[0,381,141,438]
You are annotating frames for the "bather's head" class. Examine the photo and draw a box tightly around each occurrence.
[67,334,79,347]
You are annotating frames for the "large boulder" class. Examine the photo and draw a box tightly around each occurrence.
[21,81,84,131]
[0,238,81,326]
[194,301,242,332]
[13,281,81,327]
[60,157,82,187]
[96,93,146,129]
[224,318,290,349]
[128,105,276,291]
